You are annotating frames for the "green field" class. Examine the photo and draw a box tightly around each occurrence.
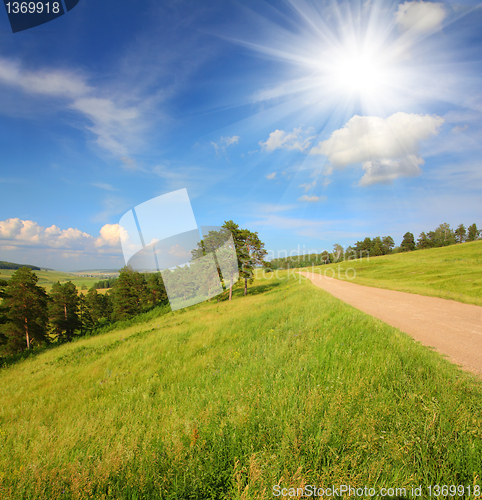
[301,240,482,306]
[0,269,116,293]
[1,271,482,499]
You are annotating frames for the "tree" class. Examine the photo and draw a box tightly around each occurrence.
[221,221,267,296]
[111,266,148,320]
[382,236,395,254]
[0,276,8,347]
[455,224,466,243]
[146,273,168,306]
[417,232,433,249]
[332,244,344,262]
[371,236,383,257]
[48,281,81,343]
[467,223,479,242]
[432,223,456,247]
[400,232,416,252]
[0,267,48,352]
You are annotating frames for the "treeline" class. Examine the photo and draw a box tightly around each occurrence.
[0,261,40,270]
[93,277,118,289]
[0,266,168,356]
[268,222,480,269]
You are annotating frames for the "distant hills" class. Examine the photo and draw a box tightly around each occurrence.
[0,261,42,271]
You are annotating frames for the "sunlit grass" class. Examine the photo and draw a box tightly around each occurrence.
[1,271,482,499]
[301,240,482,306]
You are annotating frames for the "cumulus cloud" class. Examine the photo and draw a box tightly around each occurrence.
[310,112,444,185]
[298,194,326,202]
[0,218,122,254]
[259,127,315,152]
[266,172,277,180]
[395,1,446,33]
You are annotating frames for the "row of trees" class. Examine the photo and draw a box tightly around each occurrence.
[0,221,268,354]
[401,222,480,251]
[268,222,480,269]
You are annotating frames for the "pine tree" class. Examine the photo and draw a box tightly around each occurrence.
[455,224,466,243]
[382,236,395,254]
[400,232,416,252]
[0,276,8,347]
[1,267,48,352]
[111,266,147,320]
[467,223,479,242]
[48,281,81,343]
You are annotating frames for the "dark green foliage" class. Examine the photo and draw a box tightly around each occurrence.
[0,267,48,352]
[400,232,416,252]
[92,277,118,289]
[0,277,8,346]
[354,235,394,257]
[0,261,40,270]
[48,281,82,343]
[222,220,267,296]
[417,231,433,249]
[111,266,149,321]
[467,223,480,242]
[455,224,466,243]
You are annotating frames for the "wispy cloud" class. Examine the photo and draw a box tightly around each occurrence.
[211,135,240,155]
[259,127,315,152]
[299,180,316,192]
[266,172,277,180]
[298,194,326,203]
[0,56,148,158]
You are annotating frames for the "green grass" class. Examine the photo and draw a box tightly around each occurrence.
[0,269,114,293]
[301,240,482,306]
[1,272,482,499]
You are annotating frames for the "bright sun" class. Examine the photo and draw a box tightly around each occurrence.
[331,50,386,95]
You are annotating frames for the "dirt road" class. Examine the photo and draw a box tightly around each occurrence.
[299,271,482,376]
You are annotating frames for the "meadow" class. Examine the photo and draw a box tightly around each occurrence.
[302,240,482,306]
[1,269,482,499]
[0,269,116,293]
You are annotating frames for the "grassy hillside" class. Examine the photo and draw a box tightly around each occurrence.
[1,272,482,499]
[303,240,482,306]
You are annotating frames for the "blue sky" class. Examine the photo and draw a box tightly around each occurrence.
[0,0,481,270]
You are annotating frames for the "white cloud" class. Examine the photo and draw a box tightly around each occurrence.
[0,57,91,98]
[359,155,424,186]
[451,124,468,134]
[70,98,141,157]
[310,112,444,185]
[266,172,277,180]
[395,1,446,33]
[298,194,326,203]
[299,180,316,192]
[211,135,240,154]
[0,218,122,255]
[0,57,146,158]
[259,127,315,152]
[96,224,121,247]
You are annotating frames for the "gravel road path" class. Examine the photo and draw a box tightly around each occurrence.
[299,271,482,376]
